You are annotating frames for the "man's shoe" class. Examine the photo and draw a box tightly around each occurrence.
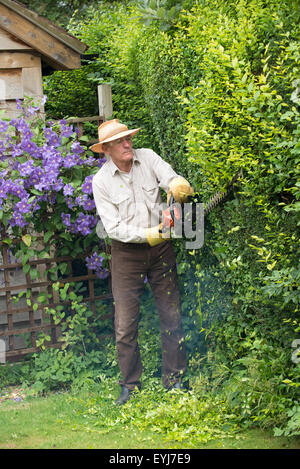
[168,380,189,391]
[115,386,133,405]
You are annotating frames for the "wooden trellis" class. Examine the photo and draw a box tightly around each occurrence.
[0,231,113,362]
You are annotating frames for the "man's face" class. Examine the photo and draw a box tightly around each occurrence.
[104,135,133,169]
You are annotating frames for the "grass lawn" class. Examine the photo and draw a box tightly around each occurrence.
[0,382,299,450]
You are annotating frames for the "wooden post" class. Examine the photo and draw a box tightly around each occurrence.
[97,84,112,121]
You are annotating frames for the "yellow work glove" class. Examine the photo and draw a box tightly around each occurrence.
[167,177,194,205]
[146,224,170,247]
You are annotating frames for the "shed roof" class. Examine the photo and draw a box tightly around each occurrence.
[0,0,88,70]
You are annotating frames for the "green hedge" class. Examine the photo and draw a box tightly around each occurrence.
[43,0,300,433]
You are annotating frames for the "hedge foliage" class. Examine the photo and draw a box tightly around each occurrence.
[43,0,299,433]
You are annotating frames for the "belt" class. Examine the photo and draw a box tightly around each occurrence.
[111,239,150,249]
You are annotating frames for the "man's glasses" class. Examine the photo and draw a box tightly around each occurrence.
[110,136,132,145]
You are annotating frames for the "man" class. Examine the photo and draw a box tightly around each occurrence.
[91,119,193,405]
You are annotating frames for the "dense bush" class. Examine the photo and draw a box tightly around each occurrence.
[43,64,100,120]
[176,0,300,432]
[15,0,300,435]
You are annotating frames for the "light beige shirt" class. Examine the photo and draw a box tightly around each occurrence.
[92,148,179,243]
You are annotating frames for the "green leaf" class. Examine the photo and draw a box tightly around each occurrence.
[59,262,68,275]
[37,292,47,303]
[44,231,54,243]
[2,238,12,246]
[59,232,72,241]
[22,234,32,247]
[22,254,30,266]
[232,57,238,68]
[30,268,40,280]
[30,188,43,196]
[157,7,165,19]
[23,264,30,274]
[79,135,89,142]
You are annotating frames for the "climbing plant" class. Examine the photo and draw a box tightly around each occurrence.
[0,98,110,352]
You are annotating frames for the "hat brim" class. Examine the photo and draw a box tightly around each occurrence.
[90,128,140,153]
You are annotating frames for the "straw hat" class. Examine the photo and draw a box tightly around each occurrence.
[90,119,140,153]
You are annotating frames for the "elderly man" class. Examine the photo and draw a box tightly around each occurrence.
[91,119,193,405]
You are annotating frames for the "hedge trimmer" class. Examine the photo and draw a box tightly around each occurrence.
[162,169,243,237]
[202,169,243,217]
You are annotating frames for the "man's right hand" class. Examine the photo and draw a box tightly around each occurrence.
[146,224,170,247]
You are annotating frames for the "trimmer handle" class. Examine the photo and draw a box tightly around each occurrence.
[168,195,176,223]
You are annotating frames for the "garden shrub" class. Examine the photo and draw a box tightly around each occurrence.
[176,0,300,432]
[0,98,112,373]
[87,0,300,432]
[43,64,100,120]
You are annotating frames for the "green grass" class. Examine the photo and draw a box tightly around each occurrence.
[0,380,299,449]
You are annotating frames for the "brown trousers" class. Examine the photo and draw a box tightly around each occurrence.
[110,239,186,390]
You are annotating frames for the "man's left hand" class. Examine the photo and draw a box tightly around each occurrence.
[167,177,194,205]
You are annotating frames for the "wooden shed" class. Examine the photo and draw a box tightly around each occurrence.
[0,0,88,119]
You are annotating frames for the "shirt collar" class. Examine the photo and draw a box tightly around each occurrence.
[107,149,140,176]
